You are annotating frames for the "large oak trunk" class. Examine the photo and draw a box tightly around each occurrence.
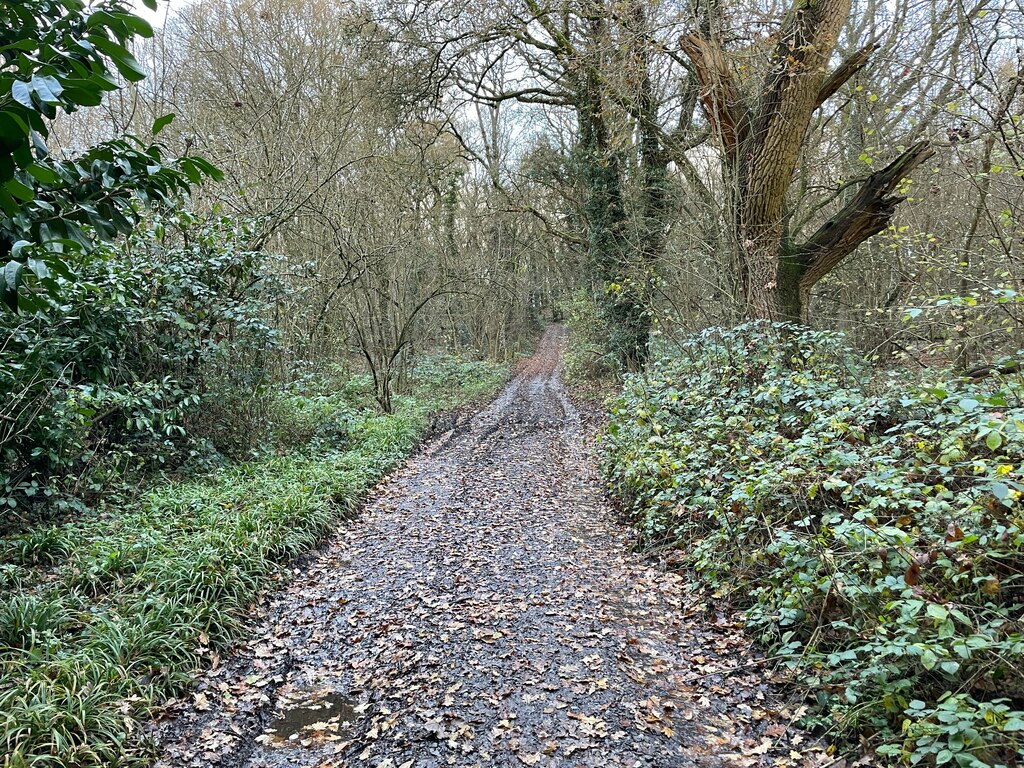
[681,0,932,322]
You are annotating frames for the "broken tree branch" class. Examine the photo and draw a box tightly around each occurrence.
[794,141,935,296]
[815,40,879,108]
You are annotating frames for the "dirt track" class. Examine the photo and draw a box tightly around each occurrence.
[153,327,819,768]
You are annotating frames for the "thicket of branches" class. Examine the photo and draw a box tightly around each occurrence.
[42,0,1021,378]
[58,0,572,405]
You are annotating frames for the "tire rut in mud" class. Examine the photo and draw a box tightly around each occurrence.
[152,327,821,768]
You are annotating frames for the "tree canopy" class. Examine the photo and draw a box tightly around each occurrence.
[0,0,218,309]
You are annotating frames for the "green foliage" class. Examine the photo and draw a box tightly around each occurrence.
[602,322,1024,766]
[560,290,617,382]
[0,360,505,765]
[409,352,509,409]
[1,526,73,566]
[879,695,1024,767]
[0,593,73,651]
[1,212,281,521]
[268,385,362,453]
[0,0,220,309]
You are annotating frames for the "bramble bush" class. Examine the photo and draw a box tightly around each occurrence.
[602,322,1023,767]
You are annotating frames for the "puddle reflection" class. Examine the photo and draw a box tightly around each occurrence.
[264,690,358,744]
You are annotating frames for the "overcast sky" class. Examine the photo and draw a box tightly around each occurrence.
[132,0,190,27]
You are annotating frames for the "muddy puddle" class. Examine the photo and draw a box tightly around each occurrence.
[261,690,359,745]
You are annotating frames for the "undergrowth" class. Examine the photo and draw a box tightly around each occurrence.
[602,322,1023,767]
[0,353,506,767]
[559,291,621,404]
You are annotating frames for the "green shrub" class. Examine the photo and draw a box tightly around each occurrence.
[268,388,362,452]
[602,322,1024,766]
[560,289,617,381]
[1,212,284,525]
[410,352,509,408]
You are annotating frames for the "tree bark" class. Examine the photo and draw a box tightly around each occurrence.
[738,0,852,320]
[681,0,926,323]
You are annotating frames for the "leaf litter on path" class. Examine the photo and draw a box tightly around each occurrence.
[151,328,832,768]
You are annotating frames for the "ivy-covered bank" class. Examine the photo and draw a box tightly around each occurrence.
[601,324,1023,767]
[0,358,506,767]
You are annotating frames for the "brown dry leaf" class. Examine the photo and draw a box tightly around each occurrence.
[981,576,1001,595]
[904,561,920,586]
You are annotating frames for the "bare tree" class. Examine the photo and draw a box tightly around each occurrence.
[681,0,933,321]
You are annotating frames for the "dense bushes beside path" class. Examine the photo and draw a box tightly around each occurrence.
[0,356,507,767]
[1,212,283,526]
[601,323,1023,767]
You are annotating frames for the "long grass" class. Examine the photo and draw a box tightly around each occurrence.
[0,356,507,767]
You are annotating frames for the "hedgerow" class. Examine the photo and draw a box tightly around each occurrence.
[601,322,1023,767]
[0,358,506,767]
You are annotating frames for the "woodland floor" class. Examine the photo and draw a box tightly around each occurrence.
[151,328,830,768]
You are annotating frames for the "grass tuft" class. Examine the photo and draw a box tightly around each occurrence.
[0,358,507,766]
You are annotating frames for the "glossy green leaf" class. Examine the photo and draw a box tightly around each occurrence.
[152,113,175,135]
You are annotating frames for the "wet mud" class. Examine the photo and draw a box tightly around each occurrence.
[152,327,822,768]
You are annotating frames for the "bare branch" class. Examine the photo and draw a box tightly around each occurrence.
[794,141,935,297]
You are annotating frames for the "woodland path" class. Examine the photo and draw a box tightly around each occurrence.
[153,327,821,768]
